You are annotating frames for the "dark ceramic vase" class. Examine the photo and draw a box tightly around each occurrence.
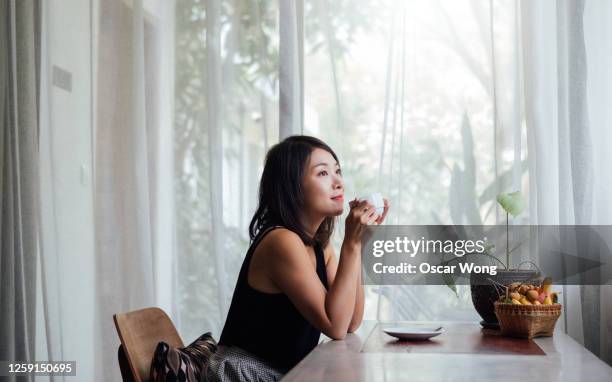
[470,269,540,328]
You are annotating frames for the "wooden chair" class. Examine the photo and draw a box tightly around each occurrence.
[113,307,184,382]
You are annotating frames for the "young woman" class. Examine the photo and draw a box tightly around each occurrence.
[207,135,389,381]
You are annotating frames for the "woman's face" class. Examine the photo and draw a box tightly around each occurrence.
[302,148,344,217]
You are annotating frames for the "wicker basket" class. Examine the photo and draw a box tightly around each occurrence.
[494,302,562,339]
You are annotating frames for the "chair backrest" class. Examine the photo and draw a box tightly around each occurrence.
[113,307,184,382]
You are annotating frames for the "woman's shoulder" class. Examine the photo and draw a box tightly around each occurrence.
[253,227,314,268]
[258,227,304,252]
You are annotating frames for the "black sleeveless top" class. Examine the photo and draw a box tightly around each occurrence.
[219,226,329,371]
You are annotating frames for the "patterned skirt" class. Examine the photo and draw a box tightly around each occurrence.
[205,345,286,382]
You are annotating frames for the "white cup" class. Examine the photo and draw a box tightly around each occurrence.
[357,192,385,216]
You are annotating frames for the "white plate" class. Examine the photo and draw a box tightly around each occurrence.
[382,326,444,341]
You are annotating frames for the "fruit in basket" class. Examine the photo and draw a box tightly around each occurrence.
[519,296,532,305]
[537,292,548,304]
[526,290,539,302]
[539,277,552,293]
[509,292,521,300]
[495,295,562,339]
[498,277,561,305]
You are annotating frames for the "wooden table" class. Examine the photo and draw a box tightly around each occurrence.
[282,321,612,381]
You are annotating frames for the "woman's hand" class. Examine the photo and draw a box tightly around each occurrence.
[344,199,379,248]
[374,198,390,225]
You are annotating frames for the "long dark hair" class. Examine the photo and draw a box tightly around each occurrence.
[249,135,339,247]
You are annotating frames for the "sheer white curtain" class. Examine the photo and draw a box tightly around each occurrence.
[38,0,279,379]
[38,0,176,380]
[303,0,526,323]
[300,0,611,364]
[30,1,612,381]
[171,0,279,344]
[280,0,304,138]
[521,0,612,365]
[91,0,177,380]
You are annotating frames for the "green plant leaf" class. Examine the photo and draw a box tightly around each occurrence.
[478,160,528,205]
[496,191,524,217]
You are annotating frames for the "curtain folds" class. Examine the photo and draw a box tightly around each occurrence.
[521,0,611,364]
[14,2,611,382]
[0,2,41,381]
[279,0,304,138]
[92,0,178,379]
[301,0,611,364]
[204,0,229,323]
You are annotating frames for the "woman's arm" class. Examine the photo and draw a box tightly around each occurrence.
[348,266,365,333]
[265,200,377,340]
[265,230,362,340]
[324,243,364,333]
